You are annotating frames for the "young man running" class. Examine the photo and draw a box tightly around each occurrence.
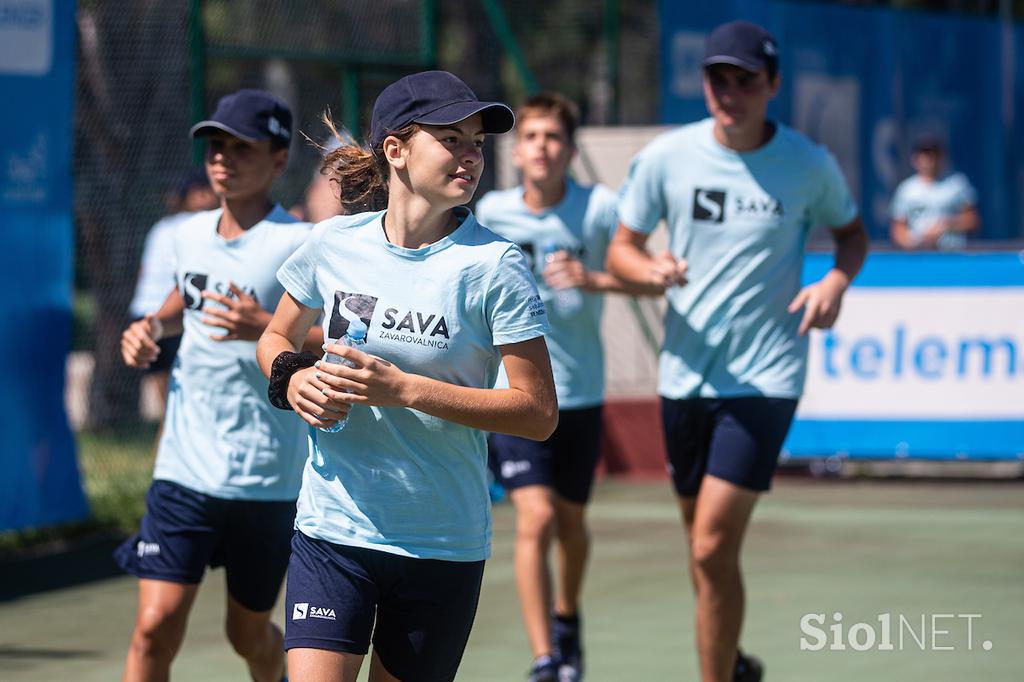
[117,89,318,682]
[477,92,654,682]
[607,22,868,682]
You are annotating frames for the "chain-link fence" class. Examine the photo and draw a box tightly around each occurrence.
[67,0,661,536]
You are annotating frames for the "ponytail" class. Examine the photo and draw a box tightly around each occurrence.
[314,113,418,214]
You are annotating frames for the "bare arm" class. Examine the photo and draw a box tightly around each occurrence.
[258,293,558,440]
[789,216,869,335]
[605,223,688,294]
[257,293,347,428]
[889,217,918,250]
[314,336,558,441]
[542,251,664,296]
[120,288,185,368]
[946,204,980,234]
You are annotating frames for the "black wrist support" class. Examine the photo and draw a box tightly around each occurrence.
[268,351,318,410]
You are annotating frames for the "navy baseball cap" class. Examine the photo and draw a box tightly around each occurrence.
[189,89,292,147]
[369,71,514,148]
[703,21,779,75]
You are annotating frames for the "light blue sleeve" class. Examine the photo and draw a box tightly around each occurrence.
[486,245,550,346]
[954,174,977,207]
[617,148,666,235]
[276,224,324,309]
[474,192,496,228]
[596,184,620,241]
[890,180,910,220]
[587,185,620,267]
[813,152,859,229]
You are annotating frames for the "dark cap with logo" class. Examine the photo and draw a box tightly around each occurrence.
[369,70,515,148]
[189,89,292,147]
[703,20,779,75]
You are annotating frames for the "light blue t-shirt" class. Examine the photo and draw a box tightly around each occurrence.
[154,205,312,500]
[476,179,618,409]
[890,172,976,250]
[277,208,549,561]
[129,211,195,318]
[619,118,858,400]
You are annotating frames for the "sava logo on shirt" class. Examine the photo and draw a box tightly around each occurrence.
[328,291,379,339]
[692,188,784,223]
[379,307,451,350]
[692,189,726,222]
[328,290,452,350]
[181,272,258,310]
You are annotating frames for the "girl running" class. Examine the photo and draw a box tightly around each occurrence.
[257,70,557,682]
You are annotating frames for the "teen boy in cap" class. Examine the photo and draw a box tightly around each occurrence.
[117,89,319,682]
[476,92,654,682]
[607,21,868,682]
[890,134,980,250]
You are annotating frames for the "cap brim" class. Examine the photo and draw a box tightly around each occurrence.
[413,101,515,135]
[189,120,260,143]
[702,55,764,73]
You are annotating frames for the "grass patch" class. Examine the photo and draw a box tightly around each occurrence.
[78,424,159,531]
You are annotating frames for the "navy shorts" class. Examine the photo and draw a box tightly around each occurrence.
[114,480,296,612]
[147,334,182,373]
[285,531,484,682]
[131,317,181,373]
[661,397,798,497]
[488,405,603,504]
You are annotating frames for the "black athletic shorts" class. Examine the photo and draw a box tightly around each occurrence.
[488,405,603,504]
[114,480,295,612]
[284,531,484,682]
[661,397,798,496]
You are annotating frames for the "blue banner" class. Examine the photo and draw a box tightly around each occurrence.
[786,253,1024,460]
[659,1,1022,243]
[0,0,87,530]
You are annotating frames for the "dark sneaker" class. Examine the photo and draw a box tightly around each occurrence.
[552,614,583,682]
[528,654,560,682]
[734,649,763,682]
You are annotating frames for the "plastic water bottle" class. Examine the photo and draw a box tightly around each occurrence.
[318,319,367,433]
[542,240,584,316]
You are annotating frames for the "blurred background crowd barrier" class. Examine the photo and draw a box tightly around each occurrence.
[2,0,1022,535]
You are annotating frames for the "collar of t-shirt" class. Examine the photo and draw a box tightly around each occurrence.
[212,204,291,249]
[376,205,471,260]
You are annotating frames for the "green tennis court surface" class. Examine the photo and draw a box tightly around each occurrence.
[2,477,1021,681]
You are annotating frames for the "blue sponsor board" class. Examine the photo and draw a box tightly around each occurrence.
[659,1,1023,243]
[786,253,1024,460]
[0,0,88,530]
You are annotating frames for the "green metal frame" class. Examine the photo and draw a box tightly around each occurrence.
[187,0,437,147]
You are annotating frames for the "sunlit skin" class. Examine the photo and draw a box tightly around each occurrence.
[205,131,287,204]
[512,114,575,206]
[703,63,780,152]
[910,148,942,181]
[399,116,485,207]
[373,113,488,252]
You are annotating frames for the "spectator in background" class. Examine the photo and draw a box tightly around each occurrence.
[890,134,980,250]
[128,168,218,413]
